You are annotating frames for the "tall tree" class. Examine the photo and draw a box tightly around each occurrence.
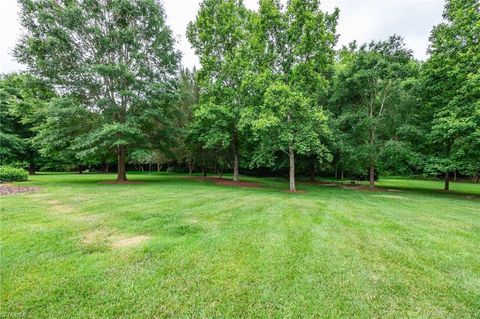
[34,96,99,173]
[187,0,252,182]
[248,83,331,191]
[15,0,180,181]
[174,68,200,173]
[245,0,338,191]
[330,36,416,188]
[0,73,55,174]
[422,0,480,190]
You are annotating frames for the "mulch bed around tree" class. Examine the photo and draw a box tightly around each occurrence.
[0,184,40,196]
[97,180,145,185]
[188,176,261,188]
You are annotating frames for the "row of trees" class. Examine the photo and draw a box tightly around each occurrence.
[1,0,478,191]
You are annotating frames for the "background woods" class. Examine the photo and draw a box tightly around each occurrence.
[1,0,478,191]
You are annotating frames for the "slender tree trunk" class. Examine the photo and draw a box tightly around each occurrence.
[232,129,240,182]
[157,163,161,172]
[341,169,344,180]
[78,165,83,174]
[368,129,375,189]
[289,144,296,192]
[475,173,480,183]
[28,163,36,175]
[188,162,194,174]
[310,159,316,181]
[233,152,239,182]
[106,163,109,173]
[117,145,127,181]
[148,163,151,172]
[453,170,457,181]
[369,164,375,189]
[444,172,450,191]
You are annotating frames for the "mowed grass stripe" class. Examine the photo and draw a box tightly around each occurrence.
[1,173,479,318]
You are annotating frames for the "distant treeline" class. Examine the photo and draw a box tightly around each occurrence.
[1,0,478,191]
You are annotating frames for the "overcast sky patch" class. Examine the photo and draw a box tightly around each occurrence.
[0,0,444,73]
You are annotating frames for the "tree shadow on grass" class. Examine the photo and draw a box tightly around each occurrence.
[373,184,480,199]
[28,173,480,200]
[307,178,480,199]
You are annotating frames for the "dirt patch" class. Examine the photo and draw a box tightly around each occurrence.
[82,230,110,246]
[0,184,39,196]
[97,180,144,185]
[47,199,74,213]
[112,235,150,248]
[188,176,261,188]
[80,230,150,250]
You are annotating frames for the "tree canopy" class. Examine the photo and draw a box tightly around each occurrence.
[15,0,180,181]
[1,0,478,190]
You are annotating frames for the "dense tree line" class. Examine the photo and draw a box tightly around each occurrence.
[0,0,478,191]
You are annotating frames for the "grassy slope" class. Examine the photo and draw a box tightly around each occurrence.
[1,173,479,318]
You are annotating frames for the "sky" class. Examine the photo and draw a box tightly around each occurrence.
[0,0,444,74]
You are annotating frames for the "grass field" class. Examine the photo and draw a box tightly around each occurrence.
[1,173,479,318]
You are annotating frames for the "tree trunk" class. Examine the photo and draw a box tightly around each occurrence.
[78,165,83,174]
[444,172,450,191]
[233,152,239,182]
[341,169,344,180]
[28,163,36,175]
[117,145,127,181]
[369,164,375,189]
[157,163,161,172]
[289,144,296,192]
[453,170,457,181]
[188,162,194,174]
[106,163,109,173]
[475,173,480,183]
[310,159,316,181]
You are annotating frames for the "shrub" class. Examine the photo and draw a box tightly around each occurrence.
[0,166,29,182]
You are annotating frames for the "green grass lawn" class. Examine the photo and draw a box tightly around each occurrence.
[1,173,479,318]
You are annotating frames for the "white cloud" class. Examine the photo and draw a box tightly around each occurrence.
[0,0,24,73]
[322,0,444,60]
[0,0,444,73]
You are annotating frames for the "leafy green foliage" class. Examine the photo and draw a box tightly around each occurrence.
[187,0,253,181]
[329,36,417,186]
[421,0,480,188]
[244,0,337,190]
[0,73,55,171]
[248,83,330,166]
[0,165,29,182]
[3,0,477,186]
[15,0,180,181]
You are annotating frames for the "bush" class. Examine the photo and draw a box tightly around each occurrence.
[0,166,29,182]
